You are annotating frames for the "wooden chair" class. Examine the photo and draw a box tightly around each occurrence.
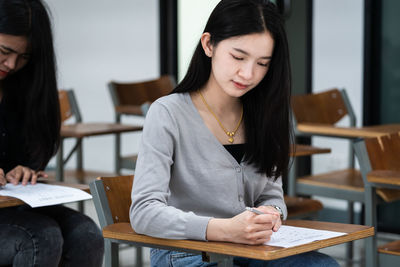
[354,132,400,267]
[90,175,143,267]
[49,90,141,185]
[291,89,365,219]
[108,75,175,173]
[291,88,400,210]
[291,88,400,263]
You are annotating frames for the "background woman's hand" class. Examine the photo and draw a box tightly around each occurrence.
[6,165,47,185]
[0,168,6,186]
[206,208,280,245]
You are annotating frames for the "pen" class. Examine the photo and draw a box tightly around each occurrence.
[246,206,280,217]
[245,206,266,215]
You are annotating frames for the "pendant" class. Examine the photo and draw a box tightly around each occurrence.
[228,137,234,143]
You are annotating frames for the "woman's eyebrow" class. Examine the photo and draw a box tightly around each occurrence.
[233,47,272,59]
[0,44,28,55]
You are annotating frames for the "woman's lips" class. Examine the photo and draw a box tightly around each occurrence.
[233,81,249,90]
[0,70,9,77]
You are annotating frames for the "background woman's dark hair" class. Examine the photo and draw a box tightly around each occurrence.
[0,0,60,170]
[173,0,293,180]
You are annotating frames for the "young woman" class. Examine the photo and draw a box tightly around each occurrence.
[130,0,339,266]
[0,1,104,266]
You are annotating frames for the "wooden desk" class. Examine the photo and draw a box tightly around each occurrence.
[56,123,142,182]
[0,180,90,208]
[61,123,142,139]
[297,123,400,139]
[103,220,373,265]
[291,144,331,157]
[287,144,331,196]
[367,170,400,187]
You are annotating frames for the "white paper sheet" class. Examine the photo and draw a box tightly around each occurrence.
[265,225,346,248]
[0,183,92,208]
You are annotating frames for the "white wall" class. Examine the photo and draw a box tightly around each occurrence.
[312,0,364,209]
[177,0,220,81]
[45,0,159,172]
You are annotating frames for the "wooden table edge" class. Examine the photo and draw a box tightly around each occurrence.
[367,170,400,186]
[297,123,400,138]
[102,222,374,261]
[291,144,331,157]
[61,123,143,138]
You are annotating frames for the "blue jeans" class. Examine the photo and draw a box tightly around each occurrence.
[0,205,104,267]
[150,248,339,267]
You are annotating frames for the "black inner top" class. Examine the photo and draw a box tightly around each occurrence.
[223,144,245,164]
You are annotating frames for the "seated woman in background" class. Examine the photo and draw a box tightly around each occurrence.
[0,0,104,266]
[130,0,339,266]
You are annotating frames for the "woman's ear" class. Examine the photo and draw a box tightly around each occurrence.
[200,32,213,57]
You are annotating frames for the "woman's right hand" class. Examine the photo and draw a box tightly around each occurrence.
[206,209,280,245]
[6,165,47,185]
[0,168,6,186]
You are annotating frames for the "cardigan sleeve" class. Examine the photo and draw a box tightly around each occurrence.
[129,101,212,240]
[254,176,288,220]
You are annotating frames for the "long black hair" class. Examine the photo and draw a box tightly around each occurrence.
[173,0,293,179]
[0,0,60,170]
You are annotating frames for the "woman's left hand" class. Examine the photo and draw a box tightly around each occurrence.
[6,165,47,185]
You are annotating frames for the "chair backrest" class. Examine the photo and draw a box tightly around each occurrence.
[58,89,82,123]
[108,75,175,116]
[354,132,400,186]
[89,175,134,228]
[291,88,354,125]
[364,132,400,171]
[59,90,73,123]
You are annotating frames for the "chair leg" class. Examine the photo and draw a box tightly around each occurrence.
[365,186,378,267]
[105,240,119,267]
[115,114,122,174]
[76,138,83,172]
[76,138,84,213]
[115,133,121,174]
[288,157,297,196]
[136,246,143,267]
[346,201,354,262]
[56,140,64,182]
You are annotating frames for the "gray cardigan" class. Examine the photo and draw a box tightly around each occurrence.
[129,93,287,241]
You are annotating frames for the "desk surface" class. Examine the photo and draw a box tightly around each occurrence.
[103,220,373,261]
[61,123,142,138]
[367,170,400,186]
[291,144,331,157]
[297,123,400,138]
[0,180,90,208]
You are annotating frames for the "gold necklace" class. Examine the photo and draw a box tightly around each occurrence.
[199,91,243,143]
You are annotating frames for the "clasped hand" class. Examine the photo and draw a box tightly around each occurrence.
[207,206,281,245]
[0,166,47,186]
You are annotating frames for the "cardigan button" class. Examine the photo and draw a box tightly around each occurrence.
[235,167,241,173]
